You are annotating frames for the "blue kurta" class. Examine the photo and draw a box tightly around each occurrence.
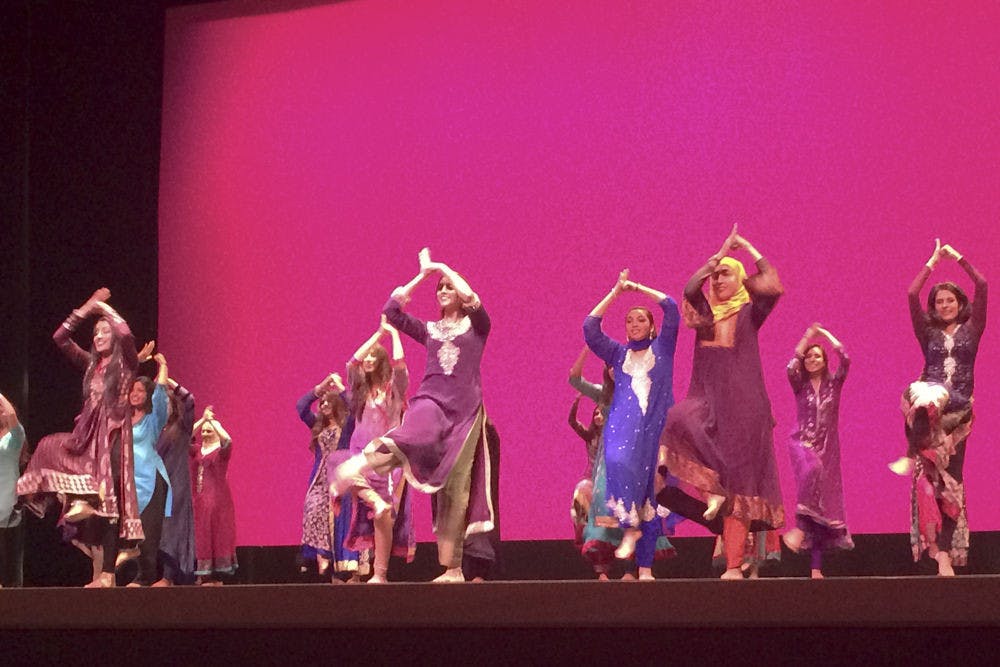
[133,384,172,514]
[584,298,679,542]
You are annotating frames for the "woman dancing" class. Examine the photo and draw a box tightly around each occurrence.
[153,375,198,586]
[118,351,172,586]
[191,406,236,584]
[782,323,854,578]
[344,317,414,583]
[568,348,621,578]
[899,240,986,576]
[584,270,679,580]
[657,226,785,580]
[295,373,360,581]
[17,288,143,588]
[332,248,495,583]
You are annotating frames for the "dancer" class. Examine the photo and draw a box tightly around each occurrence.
[657,225,785,580]
[332,248,495,583]
[17,288,143,588]
[191,406,236,584]
[782,324,854,579]
[584,270,679,580]
[0,393,25,587]
[568,349,622,579]
[897,240,986,575]
[154,375,198,586]
[295,373,361,581]
[344,317,414,583]
[118,351,173,586]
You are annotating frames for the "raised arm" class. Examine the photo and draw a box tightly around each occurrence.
[584,271,628,365]
[908,239,941,343]
[945,244,988,334]
[93,300,137,371]
[568,394,591,441]
[816,326,850,382]
[569,347,604,402]
[53,288,112,370]
[296,389,319,429]
[351,325,388,365]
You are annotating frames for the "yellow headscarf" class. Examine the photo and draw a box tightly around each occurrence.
[709,257,750,322]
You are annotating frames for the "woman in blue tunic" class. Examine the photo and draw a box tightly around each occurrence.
[583,270,679,579]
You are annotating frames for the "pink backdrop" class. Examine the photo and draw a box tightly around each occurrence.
[159,1,999,546]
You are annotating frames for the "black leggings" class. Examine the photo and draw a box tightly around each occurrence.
[133,473,168,585]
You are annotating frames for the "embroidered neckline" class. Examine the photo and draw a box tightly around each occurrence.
[427,316,471,342]
[622,347,655,415]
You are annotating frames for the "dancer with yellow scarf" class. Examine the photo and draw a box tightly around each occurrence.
[657,225,785,580]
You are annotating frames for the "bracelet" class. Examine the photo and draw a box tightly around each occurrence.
[925,261,936,271]
[954,254,964,263]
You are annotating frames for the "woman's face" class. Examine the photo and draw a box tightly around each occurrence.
[129,380,148,408]
[362,352,378,374]
[803,346,826,376]
[625,309,652,341]
[934,289,960,323]
[437,279,459,312]
[201,422,218,442]
[711,265,740,303]
[319,396,335,417]
[93,320,113,355]
[592,407,605,427]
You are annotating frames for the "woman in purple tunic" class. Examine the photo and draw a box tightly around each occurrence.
[657,226,785,580]
[344,318,415,583]
[17,288,143,588]
[782,323,854,578]
[584,270,679,580]
[332,248,494,583]
[295,373,361,581]
[190,406,236,583]
[900,240,986,576]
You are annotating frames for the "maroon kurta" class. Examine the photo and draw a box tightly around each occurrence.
[17,310,143,541]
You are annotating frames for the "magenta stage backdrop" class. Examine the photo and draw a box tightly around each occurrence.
[159,1,999,546]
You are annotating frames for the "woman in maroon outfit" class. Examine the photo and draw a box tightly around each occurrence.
[18,288,143,587]
[190,406,237,584]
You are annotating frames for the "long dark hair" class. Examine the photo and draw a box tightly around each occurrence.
[131,376,155,414]
[926,282,972,328]
[311,390,348,450]
[350,342,392,420]
[82,317,130,407]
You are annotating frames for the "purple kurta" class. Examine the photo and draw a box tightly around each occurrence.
[345,364,414,558]
[381,298,495,537]
[660,299,784,533]
[787,352,853,551]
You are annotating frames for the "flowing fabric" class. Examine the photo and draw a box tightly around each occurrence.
[18,311,143,541]
[156,384,197,583]
[191,440,236,575]
[344,365,414,560]
[787,352,854,552]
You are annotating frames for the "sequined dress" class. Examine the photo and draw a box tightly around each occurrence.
[583,298,679,568]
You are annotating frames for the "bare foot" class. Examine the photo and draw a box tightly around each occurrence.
[597,573,609,581]
[888,456,914,476]
[811,569,824,579]
[125,582,142,588]
[703,494,725,521]
[614,528,641,560]
[620,572,636,581]
[151,578,173,587]
[782,528,805,554]
[115,547,140,568]
[720,568,743,580]
[432,567,465,583]
[745,564,760,579]
[638,567,654,581]
[368,569,388,584]
[85,572,115,588]
[935,551,955,576]
[65,499,96,523]
[317,555,330,575]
